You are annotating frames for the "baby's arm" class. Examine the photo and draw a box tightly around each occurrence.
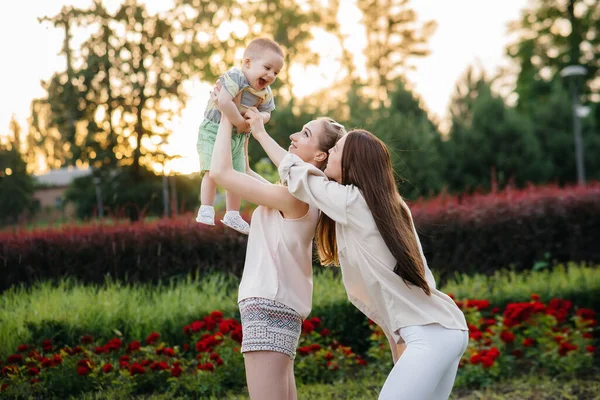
[218,87,249,133]
[260,111,271,125]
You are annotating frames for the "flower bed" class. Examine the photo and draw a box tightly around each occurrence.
[1,296,596,398]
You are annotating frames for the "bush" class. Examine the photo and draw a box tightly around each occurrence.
[2,183,598,290]
[411,182,600,283]
[1,298,596,398]
[0,218,248,292]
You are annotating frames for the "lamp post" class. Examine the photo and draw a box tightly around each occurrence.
[559,65,587,185]
[93,177,104,219]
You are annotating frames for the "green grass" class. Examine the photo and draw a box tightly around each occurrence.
[443,262,600,307]
[1,263,598,358]
[69,375,600,400]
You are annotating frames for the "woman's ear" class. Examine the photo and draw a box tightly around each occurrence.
[314,151,327,163]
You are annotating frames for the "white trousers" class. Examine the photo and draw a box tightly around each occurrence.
[379,324,469,400]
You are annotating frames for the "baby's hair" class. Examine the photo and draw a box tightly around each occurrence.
[243,38,284,60]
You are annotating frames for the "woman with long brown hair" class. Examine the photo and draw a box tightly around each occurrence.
[245,111,468,400]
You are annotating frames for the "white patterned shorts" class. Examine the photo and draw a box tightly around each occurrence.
[239,297,302,359]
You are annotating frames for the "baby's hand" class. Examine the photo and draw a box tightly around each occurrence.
[245,107,266,138]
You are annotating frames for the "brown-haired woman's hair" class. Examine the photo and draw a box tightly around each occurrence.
[315,129,431,295]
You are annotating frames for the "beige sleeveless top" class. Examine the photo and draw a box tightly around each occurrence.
[238,204,319,319]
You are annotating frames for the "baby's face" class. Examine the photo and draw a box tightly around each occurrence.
[244,50,284,91]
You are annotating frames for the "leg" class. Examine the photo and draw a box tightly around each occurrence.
[430,355,462,400]
[200,172,217,205]
[225,190,241,211]
[378,325,467,400]
[287,361,297,400]
[197,172,216,225]
[244,351,293,400]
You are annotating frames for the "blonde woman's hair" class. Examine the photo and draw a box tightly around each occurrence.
[314,117,346,266]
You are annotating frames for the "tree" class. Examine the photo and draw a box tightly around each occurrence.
[357,0,436,103]
[507,0,600,110]
[530,80,600,183]
[370,80,445,199]
[444,68,548,192]
[0,117,36,225]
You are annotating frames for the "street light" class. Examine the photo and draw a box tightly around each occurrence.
[560,65,587,185]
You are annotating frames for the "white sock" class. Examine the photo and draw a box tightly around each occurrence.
[200,205,214,212]
[225,210,240,217]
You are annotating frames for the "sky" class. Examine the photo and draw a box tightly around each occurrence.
[0,0,528,174]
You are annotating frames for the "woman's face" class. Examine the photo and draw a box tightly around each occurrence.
[289,120,327,165]
[324,134,346,183]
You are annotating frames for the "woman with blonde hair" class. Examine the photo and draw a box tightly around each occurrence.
[209,88,345,400]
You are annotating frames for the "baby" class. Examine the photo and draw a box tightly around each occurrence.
[196,38,284,234]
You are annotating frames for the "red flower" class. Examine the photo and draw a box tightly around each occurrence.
[41,358,53,368]
[94,346,107,354]
[326,361,339,371]
[481,357,494,368]
[17,344,29,353]
[81,335,94,345]
[2,366,17,376]
[469,354,481,365]
[490,307,500,314]
[310,317,322,328]
[119,355,130,363]
[583,333,594,339]
[53,354,62,365]
[558,342,578,356]
[523,338,536,347]
[585,345,596,353]
[203,316,216,331]
[218,321,231,335]
[103,363,113,373]
[119,361,130,369]
[29,378,39,385]
[530,294,540,301]
[231,329,243,343]
[77,366,91,376]
[70,346,83,355]
[324,352,334,361]
[171,365,183,377]
[127,341,141,353]
[500,331,515,343]
[302,321,315,334]
[41,340,52,352]
[6,354,23,364]
[210,311,224,322]
[26,367,40,376]
[146,332,160,345]
[485,348,500,360]
[320,328,331,337]
[183,344,190,352]
[199,362,215,372]
[162,347,175,357]
[1,383,7,392]
[129,363,146,375]
[107,338,122,352]
[298,347,311,356]
[150,361,169,371]
[553,335,565,344]
[576,308,596,320]
[356,358,368,366]
[309,343,321,352]
[141,359,153,367]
